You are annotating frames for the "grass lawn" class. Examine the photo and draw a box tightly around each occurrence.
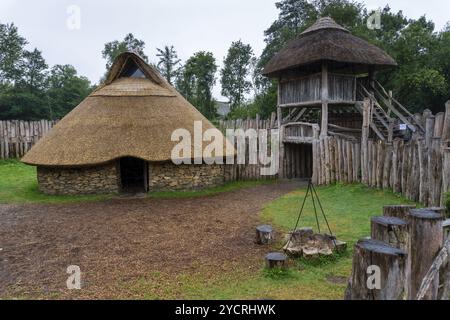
[128,184,417,300]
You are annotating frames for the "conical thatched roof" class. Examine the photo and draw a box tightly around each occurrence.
[263,17,397,77]
[22,52,234,167]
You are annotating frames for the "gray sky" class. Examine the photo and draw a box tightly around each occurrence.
[0,0,448,100]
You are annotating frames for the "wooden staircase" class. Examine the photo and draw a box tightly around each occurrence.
[357,81,425,141]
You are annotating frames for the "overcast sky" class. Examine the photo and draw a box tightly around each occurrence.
[0,0,448,100]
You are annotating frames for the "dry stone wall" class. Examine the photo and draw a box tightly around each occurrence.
[149,162,225,191]
[37,162,120,195]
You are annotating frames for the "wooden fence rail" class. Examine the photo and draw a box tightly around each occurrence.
[0,120,58,159]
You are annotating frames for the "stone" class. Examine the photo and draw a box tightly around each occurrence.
[283,228,346,258]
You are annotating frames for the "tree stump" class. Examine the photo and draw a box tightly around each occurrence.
[255,225,275,245]
[407,209,444,300]
[345,238,407,300]
[371,216,409,252]
[425,207,447,218]
[383,205,416,221]
[265,252,288,269]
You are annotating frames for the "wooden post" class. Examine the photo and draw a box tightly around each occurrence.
[434,112,445,138]
[392,139,400,193]
[324,137,331,184]
[345,239,407,300]
[355,142,361,183]
[279,125,285,179]
[429,137,443,206]
[256,225,275,245]
[425,115,435,149]
[418,139,429,205]
[443,146,450,204]
[376,141,385,189]
[361,99,371,185]
[442,101,450,142]
[388,119,394,143]
[347,141,353,183]
[382,143,392,189]
[312,139,318,184]
[372,141,378,188]
[407,209,444,300]
[371,216,409,252]
[265,252,288,269]
[320,62,328,137]
[383,205,416,221]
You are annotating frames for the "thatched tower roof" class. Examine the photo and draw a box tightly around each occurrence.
[263,17,397,77]
[22,52,233,167]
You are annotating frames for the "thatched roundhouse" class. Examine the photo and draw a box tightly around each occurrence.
[22,52,233,195]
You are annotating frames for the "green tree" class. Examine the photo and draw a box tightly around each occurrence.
[0,86,49,120]
[47,65,92,119]
[156,45,181,85]
[220,40,254,110]
[0,22,27,83]
[177,51,217,120]
[102,33,148,71]
[0,47,49,120]
[18,48,48,91]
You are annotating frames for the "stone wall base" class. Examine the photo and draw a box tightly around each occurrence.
[37,162,120,195]
[149,162,225,191]
[36,161,225,195]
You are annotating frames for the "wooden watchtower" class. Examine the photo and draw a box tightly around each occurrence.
[262,17,422,179]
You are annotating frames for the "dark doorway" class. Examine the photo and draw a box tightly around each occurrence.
[119,157,148,193]
[285,143,313,179]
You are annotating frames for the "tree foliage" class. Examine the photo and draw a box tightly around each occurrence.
[102,33,148,71]
[46,65,92,119]
[177,51,218,119]
[0,23,26,84]
[220,40,254,110]
[156,45,181,85]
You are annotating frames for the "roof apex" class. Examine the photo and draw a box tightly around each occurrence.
[301,17,349,35]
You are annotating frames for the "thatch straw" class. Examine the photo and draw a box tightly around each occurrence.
[263,17,397,77]
[22,52,234,167]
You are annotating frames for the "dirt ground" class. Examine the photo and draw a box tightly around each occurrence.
[0,181,302,299]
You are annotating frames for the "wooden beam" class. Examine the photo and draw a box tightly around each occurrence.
[328,124,362,133]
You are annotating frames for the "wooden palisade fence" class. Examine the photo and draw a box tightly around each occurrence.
[313,100,450,207]
[0,120,57,159]
[219,114,279,182]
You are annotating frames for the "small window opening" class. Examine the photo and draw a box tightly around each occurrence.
[119,59,146,78]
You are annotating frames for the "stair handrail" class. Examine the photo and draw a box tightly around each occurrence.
[374,81,425,133]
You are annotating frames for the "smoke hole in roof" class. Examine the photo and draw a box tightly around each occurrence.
[119,58,146,78]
